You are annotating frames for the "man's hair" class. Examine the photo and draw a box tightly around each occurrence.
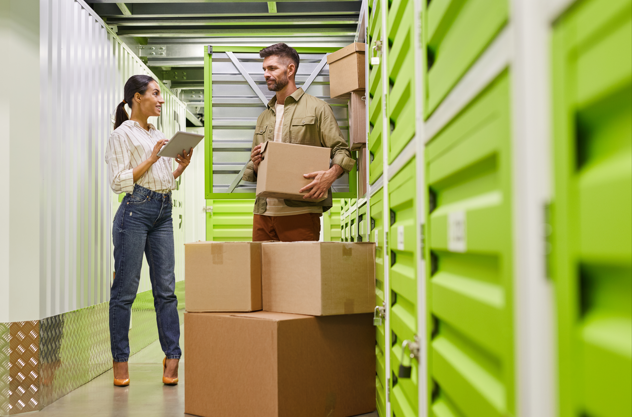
[259,43,300,74]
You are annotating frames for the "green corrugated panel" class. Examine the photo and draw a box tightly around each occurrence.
[371,189,387,416]
[323,199,342,242]
[388,159,418,417]
[206,199,255,242]
[368,0,384,184]
[425,72,514,417]
[386,0,417,163]
[350,212,357,242]
[424,0,508,118]
[358,204,368,242]
[552,1,632,416]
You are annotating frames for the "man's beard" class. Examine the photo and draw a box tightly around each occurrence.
[267,71,289,91]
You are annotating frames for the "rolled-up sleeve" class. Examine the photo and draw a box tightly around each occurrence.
[319,104,356,173]
[105,132,134,194]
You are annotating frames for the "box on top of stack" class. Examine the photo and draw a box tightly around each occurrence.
[262,242,376,316]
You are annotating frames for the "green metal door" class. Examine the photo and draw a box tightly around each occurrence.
[552,1,632,416]
[323,199,342,242]
[388,160,418,417]
[368,0,385,183]
[205,199,255,241]
[386,0,416,163]
[358,203,368,242]
[425,72,515,417]
[371,189,387,417]
[424,0,508,117]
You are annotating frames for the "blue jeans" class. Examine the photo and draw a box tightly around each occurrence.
[109,184,182,362]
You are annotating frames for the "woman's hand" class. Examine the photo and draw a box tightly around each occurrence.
[175,148,193,170]
[150,139,168,163]
[173,148,193,180]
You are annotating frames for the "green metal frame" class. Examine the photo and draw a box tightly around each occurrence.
[204,45,358,200]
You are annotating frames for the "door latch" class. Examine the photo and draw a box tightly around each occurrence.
[398,335,421,379]
[373,303,386,326]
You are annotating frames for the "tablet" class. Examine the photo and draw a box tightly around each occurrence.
[157,131,204,158]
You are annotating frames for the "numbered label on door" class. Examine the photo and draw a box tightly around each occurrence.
[448,211,467,253]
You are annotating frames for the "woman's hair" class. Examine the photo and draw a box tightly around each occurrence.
[114,75,156,130]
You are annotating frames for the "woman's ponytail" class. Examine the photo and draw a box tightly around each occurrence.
[114,100,128,130]
[113,74,156,130]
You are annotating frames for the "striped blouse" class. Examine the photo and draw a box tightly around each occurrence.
[105,120,176,194]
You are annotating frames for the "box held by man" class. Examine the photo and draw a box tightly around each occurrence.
[255,141,331,202]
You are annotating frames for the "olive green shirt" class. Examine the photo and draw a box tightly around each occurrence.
[243,88,355,214]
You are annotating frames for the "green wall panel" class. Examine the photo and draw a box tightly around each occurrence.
[386,0,417,163]
[425,72,514,417]
[323,199,342,242]
[368,0,385,184]
[424,0,508,118]
[388,159,418,417]
[206,199,255,242]
[371,189,387,417]
[552,1,632,416]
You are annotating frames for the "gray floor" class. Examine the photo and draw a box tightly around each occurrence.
[27,325,378,417]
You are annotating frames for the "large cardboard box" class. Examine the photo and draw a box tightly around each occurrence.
[327,42,366,98]
[185,311,376,417]
[256,141,331,202]
[184,242,262,312]
[262,242,376,316]
[349,91,367,150]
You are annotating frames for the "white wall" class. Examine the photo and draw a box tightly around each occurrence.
[0,0,187,322]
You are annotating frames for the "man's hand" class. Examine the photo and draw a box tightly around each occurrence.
[251,144,263,173]
[300,165,344,200]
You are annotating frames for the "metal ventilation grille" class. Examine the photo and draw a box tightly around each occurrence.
[210,52,351,194]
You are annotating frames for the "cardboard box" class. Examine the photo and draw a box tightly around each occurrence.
[184,242,262,312]
[185,311,376,417]
[358,146,368,198]
[262,242,376,316]
[256,141,331,202]
[349,91,367,150]
[327,43,366,98]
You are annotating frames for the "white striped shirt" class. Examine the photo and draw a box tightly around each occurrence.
[105,120,176,194]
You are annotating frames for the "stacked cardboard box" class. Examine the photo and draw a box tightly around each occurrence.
[184,241,377,417]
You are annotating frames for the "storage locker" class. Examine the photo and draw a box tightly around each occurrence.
[388,160,418,417]
[205,200,255,242]
[425,72,515,417]
[370,189,387,417]
[358,203,368,242]
[323,199,343,242]
[552,1,632,416]
[386,0,417,163]
[424,0,508,117]
[368,0,385,184]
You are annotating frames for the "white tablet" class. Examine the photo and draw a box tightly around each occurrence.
[157,131,204,158]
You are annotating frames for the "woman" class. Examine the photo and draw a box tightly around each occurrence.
[105,75,192,387]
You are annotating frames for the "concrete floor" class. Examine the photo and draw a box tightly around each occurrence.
[27,325,379,417]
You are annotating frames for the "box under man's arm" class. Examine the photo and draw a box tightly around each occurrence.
[318,104,356,174]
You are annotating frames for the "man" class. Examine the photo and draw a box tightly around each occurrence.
[243,43,355,242]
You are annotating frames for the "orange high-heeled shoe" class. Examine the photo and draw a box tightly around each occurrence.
[162,357,179,385]
[113,362,130,387]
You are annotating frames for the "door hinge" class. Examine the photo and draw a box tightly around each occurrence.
[207,45,213,55]
[386,377,390,402]
[420,223,425,258]
[203,206,213,214]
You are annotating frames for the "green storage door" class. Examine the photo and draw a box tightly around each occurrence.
[424,0,508,117]
[358,203,368,242]
[371,189,387,417]
[552,1,632,416]
[388,160,418,417]
[386,0,417,163]
[425,72,515,417]
[206,199,255,241]
[368,0,385,184]
[323,199,342,242]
